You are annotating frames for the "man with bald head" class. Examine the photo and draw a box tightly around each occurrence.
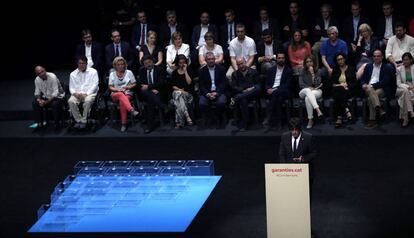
[33,66,65,129]
[230,57,261,131]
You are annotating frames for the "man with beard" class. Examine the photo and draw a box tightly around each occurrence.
[385,22,414,69]
[264,52,293,130]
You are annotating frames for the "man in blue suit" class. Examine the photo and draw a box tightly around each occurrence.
[198,52,227,128]
[360,49,394,129]
[105,29,134,71]
[265,52,292,129]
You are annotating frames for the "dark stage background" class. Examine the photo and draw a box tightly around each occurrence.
[1,135,413,238]
[8,0,411,80]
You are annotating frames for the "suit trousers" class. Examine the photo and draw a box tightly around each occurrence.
[364,87,384,120]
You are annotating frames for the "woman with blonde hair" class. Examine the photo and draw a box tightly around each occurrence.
[166,31,190,75]
[108,56,138,132]
[139,30,163,66]
[352,23,380,70]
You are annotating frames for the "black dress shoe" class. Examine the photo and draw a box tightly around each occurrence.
[144,127,152,134]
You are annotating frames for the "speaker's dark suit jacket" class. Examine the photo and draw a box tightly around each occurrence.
[279,131,317,178]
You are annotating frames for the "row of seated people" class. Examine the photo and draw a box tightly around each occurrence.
[108,2,413,60]
[77,18,414,93]
[33,49,414,133]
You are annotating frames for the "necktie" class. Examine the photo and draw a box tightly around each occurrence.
[115,44,120,57]
[229,24,233,41]
[293,137,298,154]
[148,69,153,84]
[140,24,146,45]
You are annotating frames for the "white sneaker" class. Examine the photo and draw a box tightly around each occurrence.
[131,109,139,117]
[121,125,127,132]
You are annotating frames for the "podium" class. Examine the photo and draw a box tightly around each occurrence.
[265,164,311,238]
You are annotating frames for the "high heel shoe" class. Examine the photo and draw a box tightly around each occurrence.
[345,110,353,122]
[335,117,342,128]
[306,119,314,129]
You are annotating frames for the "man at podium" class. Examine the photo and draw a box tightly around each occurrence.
[279,117,317,164]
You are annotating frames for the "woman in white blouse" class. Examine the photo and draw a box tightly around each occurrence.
[108,56,138,132]
[396,52,414,127]
[166,31,190,75]
[198,32,224,67]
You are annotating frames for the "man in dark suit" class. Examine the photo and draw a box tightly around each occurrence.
[256,29,283,75]
[138,55,168,133]
[76,29,103,91]
[253,6,280,43]
[191,12,218,65]
[219,9,237,68]
[105,29,134,71]
[279,117,316,165]
[360,49,395,129]
[159,10,188,48]
[198,52,227,128]
[131,10,157,51]
[342,1,370,46]
[75,29,103,72]
[265,52,292,129]
[279,116,317,238]
[375,2,400,50]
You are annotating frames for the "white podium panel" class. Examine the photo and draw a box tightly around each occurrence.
[265,164,311,238]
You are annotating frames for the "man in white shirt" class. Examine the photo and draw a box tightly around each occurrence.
[226,24,257,81]
[68,56,99,129]
[33,66,65,129]
[385,22,414,69]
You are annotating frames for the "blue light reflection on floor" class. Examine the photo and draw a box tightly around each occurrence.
[29,176,220,232]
